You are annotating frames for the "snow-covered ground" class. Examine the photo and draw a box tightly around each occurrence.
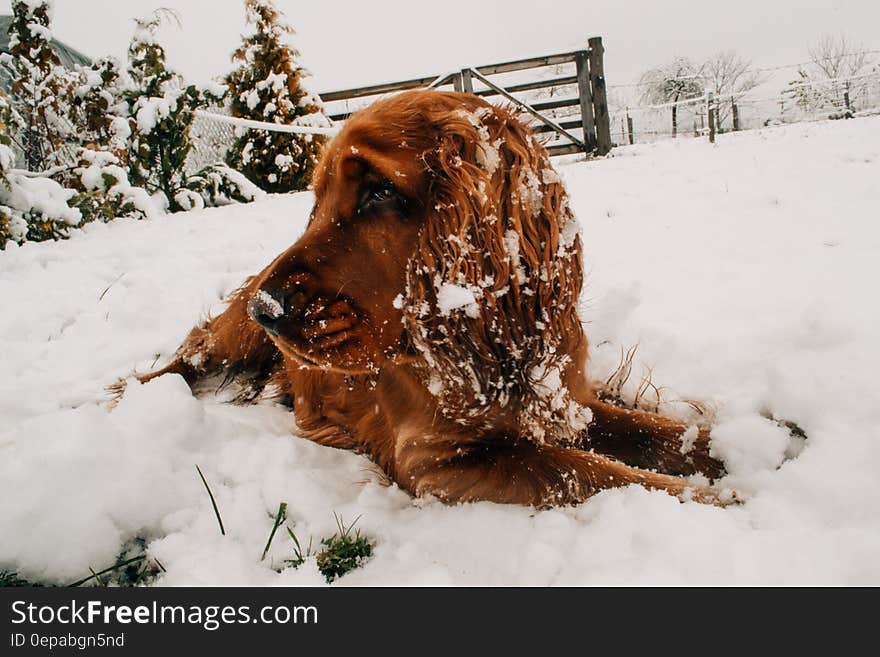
[2,117,879,585]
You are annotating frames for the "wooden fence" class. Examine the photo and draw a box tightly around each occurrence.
[318,36,613,157]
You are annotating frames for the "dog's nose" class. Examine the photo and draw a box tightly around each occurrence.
[247,289,287,335]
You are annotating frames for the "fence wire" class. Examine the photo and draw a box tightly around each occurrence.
[187,106,238,174]
[608,72,880,145]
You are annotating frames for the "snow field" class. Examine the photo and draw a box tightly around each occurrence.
[1,117,879,585]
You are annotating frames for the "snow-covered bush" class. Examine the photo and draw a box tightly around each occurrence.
[67,148,158,225]
[225,0,330,192]
[0,169,27,248]
[0,145,82,248]
[60,57,156,226]
[0,93,82,248]
[185,163,267,208]
[0,0,77,172]
[70,57,132,160]
[0,3,281,250]
[125,10,226,212]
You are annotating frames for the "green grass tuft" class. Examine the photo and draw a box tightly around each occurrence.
[283,513,374,582]
[315,514,373,583]
[3,539,162,588]
[0,570,43,587]
[69,539,164,587]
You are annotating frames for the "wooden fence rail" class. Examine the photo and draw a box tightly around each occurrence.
[318,36,613,157]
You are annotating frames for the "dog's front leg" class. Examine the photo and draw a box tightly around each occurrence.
[137,274,279,389]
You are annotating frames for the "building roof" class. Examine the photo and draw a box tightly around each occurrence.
[0,15,92,69]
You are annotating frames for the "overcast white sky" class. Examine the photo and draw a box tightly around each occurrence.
[4,0,878,93]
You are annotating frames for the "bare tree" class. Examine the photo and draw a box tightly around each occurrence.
[639,58,704,137]
[797,34,876,112]
[809,33,872,80]
[702,51,766,131]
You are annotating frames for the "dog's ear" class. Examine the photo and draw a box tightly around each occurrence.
[402,102,589,442]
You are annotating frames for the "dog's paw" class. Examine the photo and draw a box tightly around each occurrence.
[103,377,130,408]
[679,484,743,507]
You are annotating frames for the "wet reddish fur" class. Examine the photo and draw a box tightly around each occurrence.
[140,90,725,507]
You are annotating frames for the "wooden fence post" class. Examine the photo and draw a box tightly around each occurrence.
[460,68,474,94]
[626,110,634,145]
[731,100,740,131]
[587,36,612,155]
[707,92,716,144]
[575,50,597,154]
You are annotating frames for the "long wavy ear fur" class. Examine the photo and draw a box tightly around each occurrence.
[402,99,591,443]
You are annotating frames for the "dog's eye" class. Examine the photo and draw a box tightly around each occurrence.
[370,183,395,203]
[359,181,402,214]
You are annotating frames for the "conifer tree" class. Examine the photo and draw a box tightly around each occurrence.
[226,0,329,193]
[125,9,224,212]
[0,0,77,172]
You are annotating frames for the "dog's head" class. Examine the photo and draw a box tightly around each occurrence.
[249,90,587,439]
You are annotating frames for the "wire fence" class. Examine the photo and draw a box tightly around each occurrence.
[187,108,238,174]
[606,71,880,145]
[186,107,339,174]
[185,61,880,166]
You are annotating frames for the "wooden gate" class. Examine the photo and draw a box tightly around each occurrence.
[319,36,612,157]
